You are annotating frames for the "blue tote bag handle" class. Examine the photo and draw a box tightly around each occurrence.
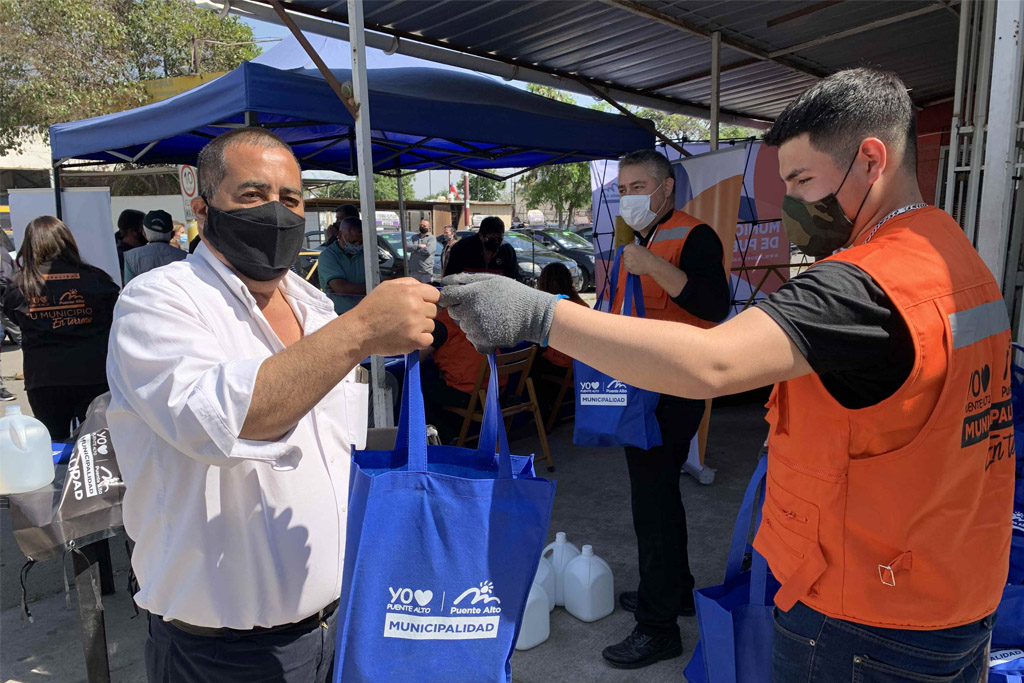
[596,246,626,312]
[622,272,646,319]
[724,454,771,605]
[394,352,514,479]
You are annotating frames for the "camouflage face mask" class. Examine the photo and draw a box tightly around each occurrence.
[781,154,871,258]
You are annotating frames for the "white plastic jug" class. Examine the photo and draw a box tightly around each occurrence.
[534,555,556,612]
[514,583,550,651]
[563,544,614,623]
[0,406,55,495]
[541,531,580,607]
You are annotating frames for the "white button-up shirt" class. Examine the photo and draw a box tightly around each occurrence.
[106,243,367,629]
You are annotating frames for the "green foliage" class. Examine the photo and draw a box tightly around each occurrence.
[468,172,506,202]
[520,162,591,228]
[320,175,417,202]
[0,0,258,153]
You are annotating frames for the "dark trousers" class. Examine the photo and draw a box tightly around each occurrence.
[26,382,108,441]
[421,363,473,444]
[624,395,705,638]
[145,610,338,683]
[772,600,992,682]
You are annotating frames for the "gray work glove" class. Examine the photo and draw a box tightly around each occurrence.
[439,273,559,354]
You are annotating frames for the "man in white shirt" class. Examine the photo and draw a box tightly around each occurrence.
[106,127,439,683]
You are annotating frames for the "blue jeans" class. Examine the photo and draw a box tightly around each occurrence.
[772,601,992,682]
[145,610,338,683]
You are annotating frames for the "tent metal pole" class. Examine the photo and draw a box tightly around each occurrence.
[53,162,63,220]
[347,0,392,428]
[397,170,409,276]
[710,31,721,152]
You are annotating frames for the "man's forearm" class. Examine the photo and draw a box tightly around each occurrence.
[546,300,810,399]
[648,259,687,298]
[240,312,370,441]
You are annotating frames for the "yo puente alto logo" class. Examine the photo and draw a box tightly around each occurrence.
[383,580,501,641]
[579,378,629,405]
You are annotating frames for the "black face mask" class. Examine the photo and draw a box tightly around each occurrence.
[202,199,306,281]
[483,236,502,251]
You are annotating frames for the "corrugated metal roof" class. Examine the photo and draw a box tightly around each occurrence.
[263,0,960,123]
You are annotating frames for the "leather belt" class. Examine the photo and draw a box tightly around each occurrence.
[165,599,339,638]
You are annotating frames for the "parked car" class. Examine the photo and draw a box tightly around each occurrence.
[293,230,406,283]
[520,227,596,291]
[446,229,583,290]
[574,225,594,242]
[505,231,584,291]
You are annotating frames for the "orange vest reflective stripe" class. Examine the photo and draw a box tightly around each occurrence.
[753,207,1014,630]
[611,209,717,328]
[433,309,505,394]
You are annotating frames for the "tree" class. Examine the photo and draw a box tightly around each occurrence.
[320,175,417,202]
[0,0,258,154]
[520,163,591,228]
[468,172,506,202]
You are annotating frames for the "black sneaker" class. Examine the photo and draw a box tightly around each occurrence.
[0,388,15,402]
[601,628,683,669]
[618,590,696,617]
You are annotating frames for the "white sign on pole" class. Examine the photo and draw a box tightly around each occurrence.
[179,165,198,221]
[9,187,121,287]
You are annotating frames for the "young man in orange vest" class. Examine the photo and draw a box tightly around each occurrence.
[604,150,730,668]
[441,68,1014,680]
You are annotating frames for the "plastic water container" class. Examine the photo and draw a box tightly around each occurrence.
[534,555,556,612]
[0,406,55,495]
[563,544,614,623]
[514,583,550,651]
[542,531,580,607]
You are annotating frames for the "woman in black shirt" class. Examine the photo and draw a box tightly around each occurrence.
[2,216,119,439]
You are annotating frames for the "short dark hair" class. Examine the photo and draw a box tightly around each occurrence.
[763,68,917,173]
[619,149,674,183]
[478,216,504,235]
[196,127,296,199]
[118,209,145,235]
[340,216,361,232]
[336,203,359,219]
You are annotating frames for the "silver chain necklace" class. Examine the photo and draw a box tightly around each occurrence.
[862,203,928,244]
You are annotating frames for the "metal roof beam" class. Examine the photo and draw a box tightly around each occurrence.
[767,3,954,59]
[641,57,760,94]
[600,0,828,80]
[228,0,772,129]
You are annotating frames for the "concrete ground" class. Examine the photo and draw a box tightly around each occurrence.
[0,341,768,683]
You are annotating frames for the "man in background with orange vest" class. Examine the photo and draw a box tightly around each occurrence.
[601,149,730,669]
[441,67,1014,680]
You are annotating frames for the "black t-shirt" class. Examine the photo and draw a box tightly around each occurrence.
[443,233,518,279]
[756,261,914,409]
[2,259,119,390]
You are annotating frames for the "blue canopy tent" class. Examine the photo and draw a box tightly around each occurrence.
[49,61,654,179]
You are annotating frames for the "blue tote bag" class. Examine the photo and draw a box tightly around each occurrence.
[573,247,662,449]
[685,454,778,683]
[333,352,556,683]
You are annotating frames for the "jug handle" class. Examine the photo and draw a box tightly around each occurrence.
[542,543,555,558]
[9,424,27,451]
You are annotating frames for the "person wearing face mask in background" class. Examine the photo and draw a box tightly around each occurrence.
[408,218,437,284]
[443,215,518,280]
[318,215,367,314]
[440,68,1012,682]
[106,127,439,683]
[600,149,730,669]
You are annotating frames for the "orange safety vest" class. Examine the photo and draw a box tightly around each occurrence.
[433,309,506,394]
[611,209,718,328]
[753,206,1014,630]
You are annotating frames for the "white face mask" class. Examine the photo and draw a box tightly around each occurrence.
[619,180,667,230]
